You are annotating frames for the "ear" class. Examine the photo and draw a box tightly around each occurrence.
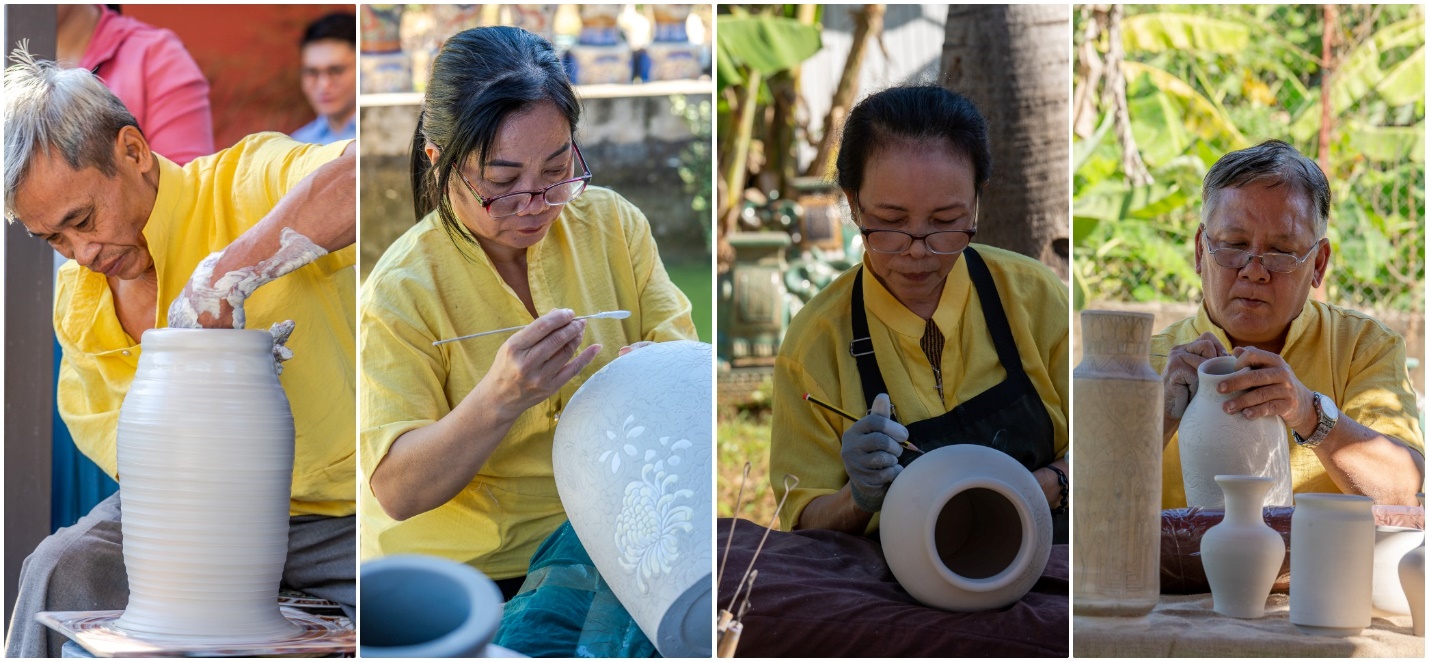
[1310,236,1331,288]
[1193,224,1205,275]
[116,126,153,174]
[424,141,440,167]
[843,189,858,224]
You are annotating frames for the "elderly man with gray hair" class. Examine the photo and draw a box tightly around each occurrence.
[4,47,356,656]
[1152,140,1425,510]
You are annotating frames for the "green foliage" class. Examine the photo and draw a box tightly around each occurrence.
[1074,4,1424,312]
[715,15,823,90]
[670,94,714,239]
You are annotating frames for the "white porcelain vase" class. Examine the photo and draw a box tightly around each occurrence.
[114,329,298,641]
[1289,493,1375,636]
[881,444,1053,611]
[1400,493,1425,637]
[551,341,712,657]
[1371,526,1423,616]
[1071,310,1162,617]
[1178,356,1292,508]
[360,555,504,657]
[1200,475,1284,618]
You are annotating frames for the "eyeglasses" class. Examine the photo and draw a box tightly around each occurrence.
[1201,225,1321,274]
[456,143,592,218]
[855,198,978,255]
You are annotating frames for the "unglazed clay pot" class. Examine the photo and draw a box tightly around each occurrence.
[360,555,504,657]
[1289,493,1375,636]
[1071,310,1162,617]
[114,329,298,641]
[1200,475,1284,618]
[881,444,1053,611]
[551,341,712,657]
[1178,356,1292,508]
[1371,525,1423,616]
[1400,493,1425,636]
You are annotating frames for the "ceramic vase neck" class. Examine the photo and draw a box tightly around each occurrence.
[1218,477,1272,526]
[1076,311,1158,380]
[1196,356,1245,403]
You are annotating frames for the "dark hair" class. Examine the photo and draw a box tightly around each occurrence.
[835,85,992,198]
[301,12,356,49]
[410,26,581,252]
[1202,139,1330,238]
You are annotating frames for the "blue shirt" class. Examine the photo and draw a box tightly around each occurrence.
[290,115,355,145]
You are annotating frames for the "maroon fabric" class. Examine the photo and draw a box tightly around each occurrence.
[717,518,1068,657]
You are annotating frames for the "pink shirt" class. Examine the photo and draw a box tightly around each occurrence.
[81,7,214,164]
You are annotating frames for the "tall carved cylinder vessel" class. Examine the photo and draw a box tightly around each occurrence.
[1289,494,1375,636]
[552,341,712,658]
[881,444,1052,611]
[1200,476,1284,618]
[1071,311,1161,616]
[115,329,298,641]
[1178,356,1292,508]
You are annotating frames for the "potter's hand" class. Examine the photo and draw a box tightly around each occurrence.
[1218,347,1316,435]
[167,228,328,330]
[840,393,906,513]
[484,308,602,419]
[618,340,655,357]
[1163,332,1228,440]
[269,320,295,375]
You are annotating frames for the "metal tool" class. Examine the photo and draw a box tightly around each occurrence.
[431,310,630,346]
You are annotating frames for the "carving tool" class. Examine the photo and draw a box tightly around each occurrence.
[802,393,923,453]
[432,310,630,346]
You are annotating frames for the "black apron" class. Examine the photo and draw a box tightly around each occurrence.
[851,247,1067,543]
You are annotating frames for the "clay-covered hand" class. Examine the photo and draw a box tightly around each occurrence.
[618,340,655,357]
[1218,346,1317,434]
[484,308,602,420]
[167,228,328,330]
[269,320,296,375]
[840,393,907,513]
[1163,331,1228,432]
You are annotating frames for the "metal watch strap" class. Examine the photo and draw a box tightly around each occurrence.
[1294,392,1334,448]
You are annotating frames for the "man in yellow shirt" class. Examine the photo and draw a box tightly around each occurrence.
[4,53,356,656]
[1154,140,1424,509]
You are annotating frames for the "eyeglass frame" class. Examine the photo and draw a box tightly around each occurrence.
[1199,223,1323,274]
[852,195,979,255]
[455,142,592,218]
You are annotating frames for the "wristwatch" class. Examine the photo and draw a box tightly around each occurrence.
[1293,392,1339,448]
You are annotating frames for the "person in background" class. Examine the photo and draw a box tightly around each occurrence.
[291,12,357,145]
[56,3,214,164]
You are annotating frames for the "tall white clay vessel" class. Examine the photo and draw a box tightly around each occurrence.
[1200,475,1283,618]
[1178,356,1292,508]
[1289,493,1375,636]
[552,341,712,658]
[1371,525,1422,616]
[1399,493,1425,636]
[881,444,1053,611]
[1071,310,1161,616]
[115,329,299,641]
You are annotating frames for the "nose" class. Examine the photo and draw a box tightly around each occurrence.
[512,192,550,217]
[905,235,931,258]
[1237,255,1272,282]
[74,238,102,269]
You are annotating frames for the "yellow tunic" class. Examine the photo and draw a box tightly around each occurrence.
[359,186,697,578]
[769,245,1070,532]
[1152,301,1425,508]
[54,133,357,517]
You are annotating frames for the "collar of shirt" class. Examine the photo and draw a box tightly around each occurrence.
[861,252,968,341]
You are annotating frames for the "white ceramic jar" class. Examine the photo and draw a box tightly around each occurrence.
[1178,356,1293,508]
[1371,525,1423,616]
[881,444,1053,611]
[1289,493,1375,636]
[114,329,298,641]
[1071,310,1162,616]
[1200,475,1284,618]
[1400,493,1425,637]
[360,555,504,657]
[551,341,712,658]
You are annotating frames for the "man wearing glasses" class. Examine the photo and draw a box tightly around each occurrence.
[291,12,356,145]
[1155,140,1424,508]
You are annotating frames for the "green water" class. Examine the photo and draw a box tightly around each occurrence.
[665,260,713,343]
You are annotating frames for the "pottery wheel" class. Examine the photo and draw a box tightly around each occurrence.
[36,607,354,657]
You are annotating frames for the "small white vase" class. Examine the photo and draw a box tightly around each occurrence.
[1400,493,1425,637]
[115,329,298,641]
[1371,526,1423,616]
[1178,356,1293,508]
[1289,493,1375,636]
[551,341,712,658]
[881,444,1053,611]
[1200,475,1284,618]
[359,555,504,657]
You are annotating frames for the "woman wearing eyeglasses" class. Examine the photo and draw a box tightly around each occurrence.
[768,85,1070,543]
[358,26,696,598]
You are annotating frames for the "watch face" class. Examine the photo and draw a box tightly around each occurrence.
[1319,394,1339,421]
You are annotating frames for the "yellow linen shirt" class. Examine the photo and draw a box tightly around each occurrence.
[359,186,697,578]
[769,245,1070,532]
[54,133,357,517]
[1151,300,1425,508]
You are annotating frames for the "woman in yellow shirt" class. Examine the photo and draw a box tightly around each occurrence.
[359,26,696,598]
[769,86,1071,543]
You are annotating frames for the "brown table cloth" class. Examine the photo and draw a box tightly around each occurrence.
[716,517,1068,657]
[1074,593,1423,657]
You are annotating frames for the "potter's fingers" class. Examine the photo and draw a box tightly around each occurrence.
[1237,401,1283,421]
[849,414,905,442]
[871,393,892,418]
[551,344,602,387]
[1223,382,1292,414]
[509,308,576,350]
[866,465,900,488]
[1167,385,1192,419]
[860,432,904,457]
[526,318,587,366]
[1230,346,1286,370]
[1216,365,1288,395]
[861,450,900,470]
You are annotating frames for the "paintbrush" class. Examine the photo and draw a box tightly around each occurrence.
[432,310,631,346]
[802,393,923,453]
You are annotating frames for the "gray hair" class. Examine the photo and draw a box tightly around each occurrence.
[1201,140,1331,239]
[4,42,141,222]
